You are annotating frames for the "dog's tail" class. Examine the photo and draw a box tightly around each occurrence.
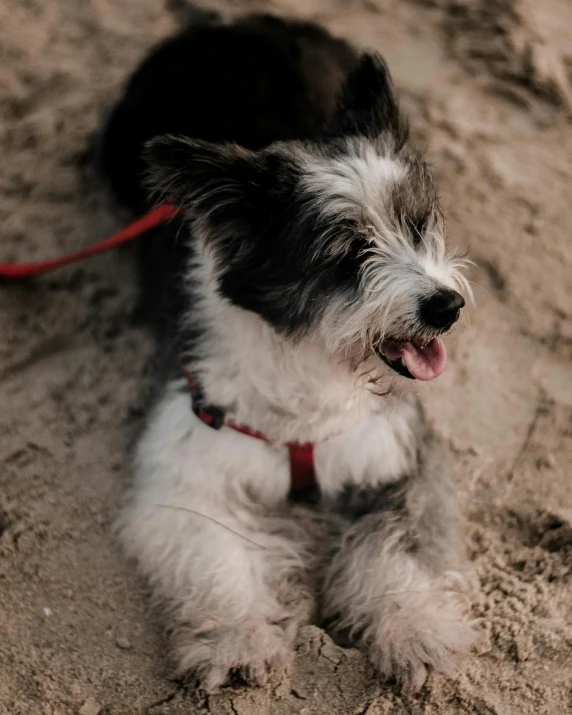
[166,1,224,29]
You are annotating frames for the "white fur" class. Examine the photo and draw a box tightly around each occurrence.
[186,248,391,443]
[302,141,406,221]
[120,265,474,688]
[119,381,311,689]
[316,399,420,494]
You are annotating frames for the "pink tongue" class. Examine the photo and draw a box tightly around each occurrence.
[401,338,447,381]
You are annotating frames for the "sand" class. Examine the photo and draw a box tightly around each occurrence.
[1,0,571,713]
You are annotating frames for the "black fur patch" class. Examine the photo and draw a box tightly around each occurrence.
[325,479,409,522]
[145,134,372,336]
[99,13,356,213]
[325,53,408,148]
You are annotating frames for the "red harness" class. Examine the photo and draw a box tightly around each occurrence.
[0,204,318,493]
[183,369,316,492]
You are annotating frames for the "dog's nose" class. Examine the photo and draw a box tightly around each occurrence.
[420,289,465,331]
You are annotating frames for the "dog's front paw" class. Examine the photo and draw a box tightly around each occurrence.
[172,617,293,690]
[365,580,476,690]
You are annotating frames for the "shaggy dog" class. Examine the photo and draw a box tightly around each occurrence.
[99,10,475,691]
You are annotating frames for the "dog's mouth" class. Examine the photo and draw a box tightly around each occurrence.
[374,337,447,381]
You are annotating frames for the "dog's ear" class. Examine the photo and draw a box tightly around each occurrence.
[327,53,408,146]
[144,136,268,227]
[144,135,264,211]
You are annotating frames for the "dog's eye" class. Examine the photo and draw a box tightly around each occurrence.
[409,217,427,249]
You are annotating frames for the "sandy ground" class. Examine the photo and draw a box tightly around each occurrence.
[1,0,572,713]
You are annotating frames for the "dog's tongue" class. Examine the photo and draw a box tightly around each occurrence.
[401,338,447,381]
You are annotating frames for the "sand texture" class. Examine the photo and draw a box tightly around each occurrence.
[1,0,572,713]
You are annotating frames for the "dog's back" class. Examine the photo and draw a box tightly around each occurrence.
[100,13,357,213]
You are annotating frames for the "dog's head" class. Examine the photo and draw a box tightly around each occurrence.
[145,53,470,382]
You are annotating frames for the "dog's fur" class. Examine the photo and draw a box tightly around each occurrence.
[99,11,475,691]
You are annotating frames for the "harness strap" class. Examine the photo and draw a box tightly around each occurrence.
[287,443,317,492]
[184,370,318,492]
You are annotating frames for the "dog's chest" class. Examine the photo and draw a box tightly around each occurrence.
[141,381,420,510]
[314,398,419,494]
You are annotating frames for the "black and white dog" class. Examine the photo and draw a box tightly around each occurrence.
[99,10,474,691]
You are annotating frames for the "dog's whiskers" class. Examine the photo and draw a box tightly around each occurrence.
[367,588,464,602]
[196,638,219,652]
[157,504,267,550]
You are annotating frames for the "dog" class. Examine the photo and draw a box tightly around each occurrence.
[98,10,475,691]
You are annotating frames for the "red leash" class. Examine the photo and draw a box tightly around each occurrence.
[0,203,179,279]
[1,203,318,493]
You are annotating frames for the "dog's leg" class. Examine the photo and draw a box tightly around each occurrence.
[118,384,314,690]
[320,426,475,690]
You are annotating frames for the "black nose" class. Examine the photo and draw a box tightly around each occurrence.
[420,289,465,331]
